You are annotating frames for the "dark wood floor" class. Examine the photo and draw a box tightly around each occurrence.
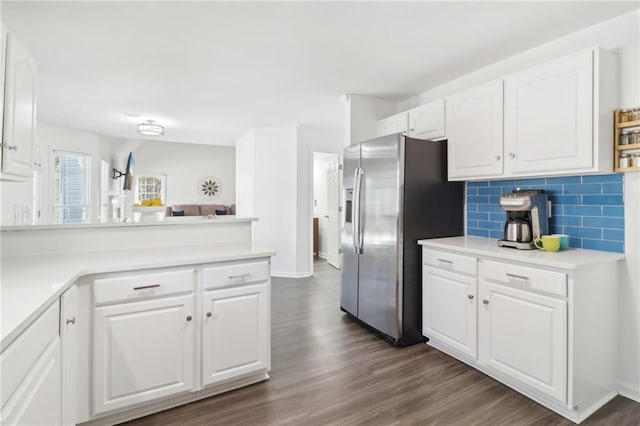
[126,260,640,425]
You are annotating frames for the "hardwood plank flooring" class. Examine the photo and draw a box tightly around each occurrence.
[125,260,640,425]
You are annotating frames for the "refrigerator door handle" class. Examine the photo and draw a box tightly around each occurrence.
[352,168,360,253]
[354,167,364,254]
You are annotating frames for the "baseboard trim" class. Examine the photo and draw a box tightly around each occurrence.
[271,271,312,278]
[618,380,640,403]
[318,252,328,259]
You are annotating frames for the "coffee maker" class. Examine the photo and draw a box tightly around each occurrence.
[498,189,549,250]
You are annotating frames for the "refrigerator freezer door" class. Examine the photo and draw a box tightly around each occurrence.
[340,144,361,317]
[357,135,402,340]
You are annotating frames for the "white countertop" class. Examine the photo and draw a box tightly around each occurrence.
[0,243,275,350]
[418,236,624,270]
[0,216,258,232]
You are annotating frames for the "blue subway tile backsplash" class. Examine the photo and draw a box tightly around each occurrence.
[466,174,624,253]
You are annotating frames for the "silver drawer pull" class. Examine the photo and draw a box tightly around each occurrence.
[437,258,453,264]
[506,273,529,281]
[133,284,161,291]
[1,143,17,151]
[66,317,76,325]
[228,273,250,280]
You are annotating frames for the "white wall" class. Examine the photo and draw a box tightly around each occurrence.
[127,140,235,209]
[343,94,397,145]
[236,125,346,277]
[0,122,124,226]
[236,126,299,276]
[394,10,640,401]
[313,152,338,257]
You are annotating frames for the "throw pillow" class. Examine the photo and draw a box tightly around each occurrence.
[172,210,185,217]
[215,209,227,216]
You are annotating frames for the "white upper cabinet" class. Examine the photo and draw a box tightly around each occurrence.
[407,99,445,140]
[505,50,594,175]
[2,31,37,178]
[376,111,408,138]
[447,81,504,180]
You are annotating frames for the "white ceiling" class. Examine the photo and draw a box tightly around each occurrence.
[2,1,637,146]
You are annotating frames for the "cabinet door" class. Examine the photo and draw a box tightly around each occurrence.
[408,100,445,140]
[1,339,62,426]
[202,283,270,386]
[93,295,194,414]
[447,81,503,180]
[2,32,36,177]
[60,285,78,426]
[504,50,593,174]
[478,280,567,402]
[422,267,477,358]
[376,112,408,138]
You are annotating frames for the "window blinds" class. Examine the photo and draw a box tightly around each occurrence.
[52,151,90,224]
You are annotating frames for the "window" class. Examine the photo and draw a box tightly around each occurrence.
[52,150,90,224]
[134,175,166,204]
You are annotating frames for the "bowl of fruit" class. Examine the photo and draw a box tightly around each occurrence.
[132,198,165,220]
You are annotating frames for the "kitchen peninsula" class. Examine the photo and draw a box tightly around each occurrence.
[0,217,275,425]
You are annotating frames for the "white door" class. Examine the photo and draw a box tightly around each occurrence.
[202,284,270,386]
[60,285,78,426]
[408,100,445,140]
[423,267,477,358]
[93,295,195,414]
[1,339,62,426]
[447,80,504,180]
[478,281,567,403]
[504,50,593,174]
[2,32,36,177]
[326,155,342,269]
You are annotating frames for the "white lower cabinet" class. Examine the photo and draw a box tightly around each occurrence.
[1,339,62,426]
[202,283,270,386]
[421,245,619,423]
[478,281,567,402]
[0,301,63,426]
[80,258,272,423]
[422,266,477,358]
[93,295,195,414]
[60,285,78,426]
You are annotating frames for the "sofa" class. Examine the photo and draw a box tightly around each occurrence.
[166,204,236,217]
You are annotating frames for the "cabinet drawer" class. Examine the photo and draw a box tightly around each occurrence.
[203,261,269,290]
[480,260,567,297]
[423,248,477,276]
[1,300,59,408]
[94,269,195,305]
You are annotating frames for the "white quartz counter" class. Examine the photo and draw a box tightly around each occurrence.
[0,215,258,232]
[0,243,275,350]
[418,236,624,270]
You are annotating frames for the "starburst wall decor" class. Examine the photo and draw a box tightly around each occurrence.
[198,176,222,200]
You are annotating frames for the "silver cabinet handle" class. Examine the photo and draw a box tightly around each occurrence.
[495,155,501,160]
[410,128,415,132]
[206,312,212,318]
[437,258,453,264]
[228,273,250,280]
[66,317,76,325]
[483,300,489,305]
[467,294,474,300]
[509,152,516,158]
[1,143,17,151]
[186,316,192,322]
[133,284,161,291]
[506,273,529,281]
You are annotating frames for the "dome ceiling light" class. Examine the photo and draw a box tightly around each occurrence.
[137,120,164,136]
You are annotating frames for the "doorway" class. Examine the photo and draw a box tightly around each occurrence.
[312,152,342,270]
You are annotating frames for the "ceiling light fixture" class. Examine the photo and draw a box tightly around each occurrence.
[137,120,164,136]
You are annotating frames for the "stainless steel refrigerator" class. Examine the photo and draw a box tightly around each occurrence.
[341,134,464,346]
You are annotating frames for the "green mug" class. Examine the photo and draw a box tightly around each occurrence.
[534,235,561,252]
